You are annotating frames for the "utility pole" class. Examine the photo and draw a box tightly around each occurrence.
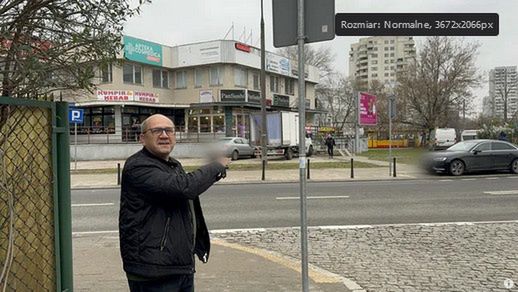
[260,0,267,180]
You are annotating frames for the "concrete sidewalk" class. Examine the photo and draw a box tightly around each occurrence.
[73,234,357,292]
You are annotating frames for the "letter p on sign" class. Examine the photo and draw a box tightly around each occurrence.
[69,108,84,124]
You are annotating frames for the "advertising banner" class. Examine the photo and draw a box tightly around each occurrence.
[96,90,159,103]
[199,90,214,103]
[359,92,377,125]
[123,35,163,66]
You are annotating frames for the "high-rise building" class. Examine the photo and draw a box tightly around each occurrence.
[348,36,416,90]
[486,66,518,121]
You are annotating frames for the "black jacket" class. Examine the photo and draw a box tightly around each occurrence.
[119,147,226,278]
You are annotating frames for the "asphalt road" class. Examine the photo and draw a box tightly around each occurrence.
[71,175,518,233]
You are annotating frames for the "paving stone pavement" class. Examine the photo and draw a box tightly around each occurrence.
[213,222,518,292]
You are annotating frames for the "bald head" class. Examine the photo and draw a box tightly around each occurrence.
[139,114,176,160]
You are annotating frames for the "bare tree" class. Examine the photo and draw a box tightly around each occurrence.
[316,73,355,133]
[0,0,150,99]
[277,44,335,79]
[495,67,513,123]
[396,36,483,132]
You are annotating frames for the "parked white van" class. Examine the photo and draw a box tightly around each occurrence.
[461,129,479,141]
[430,128,457,150]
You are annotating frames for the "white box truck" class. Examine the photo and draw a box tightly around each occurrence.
[250,111,313,160]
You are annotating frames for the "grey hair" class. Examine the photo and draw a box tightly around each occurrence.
[140,114,175,133]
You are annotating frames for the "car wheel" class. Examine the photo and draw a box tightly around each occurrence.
[284,148,293,160]
[511,159,518,174]
[449,159,465,176]
[231,150,239,161]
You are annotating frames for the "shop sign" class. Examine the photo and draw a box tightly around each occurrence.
[199,90,214,103]
[266,53,290,75]
[96,90,159,103]
[134,91,159,103]
[247,90,261,104]
[123,35,162,66]
[273,94,290,108]
[220,89,246,102]
[97,90,133,102]
[235,42,251,53]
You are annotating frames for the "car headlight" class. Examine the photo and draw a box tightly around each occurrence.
[433,157,447,161]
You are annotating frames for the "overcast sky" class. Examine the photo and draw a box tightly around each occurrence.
[124,0,518,114]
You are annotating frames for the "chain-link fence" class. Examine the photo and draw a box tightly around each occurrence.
[0,99,67,291]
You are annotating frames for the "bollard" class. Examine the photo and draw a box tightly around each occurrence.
[117,163,121,185]
[307,159,310,179]
[393,157,397,177]
[350,158,354,179]
[262,160,266,181]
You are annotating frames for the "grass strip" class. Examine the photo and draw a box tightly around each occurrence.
[71,161,379,174]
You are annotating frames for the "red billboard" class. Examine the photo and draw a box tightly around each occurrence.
[359,92,377,125]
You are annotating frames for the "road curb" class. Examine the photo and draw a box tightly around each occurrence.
[211,238,366,292]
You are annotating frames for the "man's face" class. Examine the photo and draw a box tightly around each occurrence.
[140,115,176,160]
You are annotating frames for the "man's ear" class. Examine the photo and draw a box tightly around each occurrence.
[139,134,145,144]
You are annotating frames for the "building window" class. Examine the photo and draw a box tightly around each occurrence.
[390,47,395,51]
[270,75,279,93]
[234,67,248,87]
[123,63,142,84]
[210,66,222,86]
[253,73,259,90]
[194,68,204,87]
[371,73,378,77]
[371,60,378,65]
[100,64,112,83]
[285,77,294,95]
[152,69,169,88]
[175,71,187,89]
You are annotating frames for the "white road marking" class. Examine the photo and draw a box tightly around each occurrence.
[439,179,453,182]
[276,195,350,200]
[461,178,476,181]
[71,203,115,207]
[486,177,499,180]
[484,190,518,195]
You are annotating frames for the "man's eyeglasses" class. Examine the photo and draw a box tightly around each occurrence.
[144,127,175,136]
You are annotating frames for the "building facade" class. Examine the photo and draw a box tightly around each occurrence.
[65,36,320,143]
[348,36,416,89]
[484,66,518,120]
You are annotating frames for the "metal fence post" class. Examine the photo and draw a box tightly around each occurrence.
[393,157,397,177]
[307,159,310,179]
[350,158,354,179]
[117,163,121,185]
[55,101,74,291]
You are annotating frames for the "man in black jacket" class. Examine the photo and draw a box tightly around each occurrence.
[119,114,230,291]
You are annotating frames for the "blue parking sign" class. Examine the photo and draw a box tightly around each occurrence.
[69,108,84,124]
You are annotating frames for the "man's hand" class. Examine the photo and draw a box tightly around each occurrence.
[217,157,231,168]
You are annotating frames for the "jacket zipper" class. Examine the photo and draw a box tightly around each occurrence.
[160,217,171,251]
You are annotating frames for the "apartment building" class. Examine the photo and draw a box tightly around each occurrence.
[485,66,518,120]
[66,36,319,142]
[348,36,416,89]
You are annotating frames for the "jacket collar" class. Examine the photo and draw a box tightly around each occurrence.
[141,147,181,167]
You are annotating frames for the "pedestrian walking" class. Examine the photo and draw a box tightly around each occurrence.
[119,114,231,292]
[325,133,336,159]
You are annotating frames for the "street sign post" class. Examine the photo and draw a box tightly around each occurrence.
[272,0,335,47]
[68,108,84,170]
[272,1,335,291]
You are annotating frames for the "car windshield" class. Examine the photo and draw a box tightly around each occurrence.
[447,141,479,151]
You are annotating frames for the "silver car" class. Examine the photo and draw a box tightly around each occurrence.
[217,137,257,160]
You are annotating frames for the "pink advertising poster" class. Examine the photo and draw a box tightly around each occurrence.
[359,92,377,125]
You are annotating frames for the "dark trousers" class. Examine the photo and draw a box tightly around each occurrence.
[128,274,194,292]
[327,146,334,157]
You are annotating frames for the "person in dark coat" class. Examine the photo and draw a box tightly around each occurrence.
[119,114,230,292]
[325,134,336,159]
